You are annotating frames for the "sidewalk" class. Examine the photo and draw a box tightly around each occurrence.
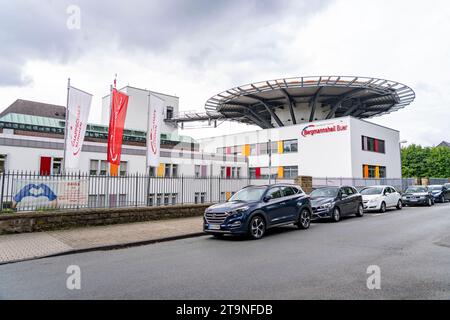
[0,216,205,264]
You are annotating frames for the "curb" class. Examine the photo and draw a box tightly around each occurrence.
[0,231,207,266]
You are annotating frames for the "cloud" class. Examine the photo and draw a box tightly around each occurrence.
[0,0,330,86]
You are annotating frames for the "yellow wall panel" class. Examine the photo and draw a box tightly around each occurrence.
[277,141,284,154]
[157,163,165,177]
[278,166,284,178]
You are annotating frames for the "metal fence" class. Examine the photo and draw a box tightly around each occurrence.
[1,171,447,213]
[312,177,417,193]
[0,171,294,212]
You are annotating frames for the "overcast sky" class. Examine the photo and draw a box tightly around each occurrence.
[0,0,449,146]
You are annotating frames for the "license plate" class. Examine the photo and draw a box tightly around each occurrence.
[209,224,221,230]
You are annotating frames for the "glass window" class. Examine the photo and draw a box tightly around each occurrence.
[259,142,268,155]
[165,164,171,177]
[283,166,298,179]
[283,139,298,153]
[229,186,266,202]
[119,161,127,176]
[200,192,206,203]
[250,144,258,155]
[249,168,256,179]
[90,160,99,175]
[267,187,283,199]
[236,167,241,179]
[220,167,226,178]
[148,194,154,206]
[269,141,278,154]
[149,166,156,177]
[156,194,162,206]
[52,158,62,175]
[171,193,177,205]
[164,194,170,205]
[379,166,386,178]
[195,165,201,178]
[0,154,6,173]
[172,164,178,177]
[166,106,174,120]
[100,160,108,175]
[281,186,295,197]
[194,192,199,204]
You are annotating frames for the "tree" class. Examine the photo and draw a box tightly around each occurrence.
[401,144,450,178]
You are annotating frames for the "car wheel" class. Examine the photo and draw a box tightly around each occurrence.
[249,215,265,239]
[380,202,386,213]
[396,200,402,210]
[331,207,340,222]
[439,196,444,203]
[427,198,432,206]
[297,208,311,230]
[355,203,364,217]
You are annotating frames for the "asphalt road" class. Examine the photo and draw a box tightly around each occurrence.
[1,203,450,299]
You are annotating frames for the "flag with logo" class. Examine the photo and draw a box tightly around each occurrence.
[146,94,164,168]
[107,88,129,170]
[64,86,92,171]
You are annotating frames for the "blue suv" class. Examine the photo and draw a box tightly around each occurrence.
[203,184,312,239]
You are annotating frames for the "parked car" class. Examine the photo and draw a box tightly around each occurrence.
[203,184,312,239]
[444,183,450,190]
[360,185,403,213]
[310,186,364,222]
[401,186,434,206]
[427,185,450,203]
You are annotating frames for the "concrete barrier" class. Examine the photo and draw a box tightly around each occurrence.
[0,204,211,234]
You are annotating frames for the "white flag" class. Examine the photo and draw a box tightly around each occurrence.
[64,86,92,171]
[146,94,164,168]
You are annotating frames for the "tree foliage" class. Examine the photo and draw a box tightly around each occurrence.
[401,144,450,178]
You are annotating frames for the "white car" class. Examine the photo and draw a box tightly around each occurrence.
[360,185,403,213]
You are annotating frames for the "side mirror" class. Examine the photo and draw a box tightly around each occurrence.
[341,193,348,199]
[263,195,273,202]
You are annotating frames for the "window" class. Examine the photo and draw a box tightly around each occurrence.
[172,164,178,177]
[220,167,226,178]
[281,186,296,197]
[156,193,163,206]
[194,192,199,204]
[283,166,298,179]
[100,160,108,175]
[250,144,258,155]
[362,136,385,154]
[165,164,171,177]
[0,154,6,173]
[236,167,241,179]
[200,192,206,203]
[195,165,201,178]
[259,142,268,155]
[149,166,156,177]
[166,106,174,120]
[363,165,387,178]
[269,141,278,154]
[148,194,155,206]
[249,168,256,179]
[267,187,283,199]
[90,160,99,175]
[51,157,62,175]
[164,194,170,206]
[283,139,298,153]
[231,167,237,178]
[171,193,177,205]
[119,161,127,176]
[217,147,226,154]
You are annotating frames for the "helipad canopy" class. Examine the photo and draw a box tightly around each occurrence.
[204,76,415,129]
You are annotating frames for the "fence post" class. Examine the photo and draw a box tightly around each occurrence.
[181,175,184,205]
[138,173,142,207]
[0,170,5,211]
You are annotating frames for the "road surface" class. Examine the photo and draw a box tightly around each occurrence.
[1,203,449,299]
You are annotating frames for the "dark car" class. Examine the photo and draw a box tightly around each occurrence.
[310,186,364,222]
[428,185,450,203]
[203,184,312,239]
[401,186,434,206]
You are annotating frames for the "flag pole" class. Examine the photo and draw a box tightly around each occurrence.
[146,91,151,204]
[63,78,70,174]
[109,83,113,176]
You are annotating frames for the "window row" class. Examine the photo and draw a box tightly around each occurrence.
[362,136,385,154]
[220,166,242,179]
[249,166,298,179]
[148,193,178,206]
[217,139,298,156]
[363,165,387,178]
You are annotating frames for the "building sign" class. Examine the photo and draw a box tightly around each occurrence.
[301,122,348,137]
[12,179,88,210]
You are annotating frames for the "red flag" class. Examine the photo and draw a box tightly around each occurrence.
[107,88,129,166]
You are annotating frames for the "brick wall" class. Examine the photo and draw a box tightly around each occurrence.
[0,204,210,234]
